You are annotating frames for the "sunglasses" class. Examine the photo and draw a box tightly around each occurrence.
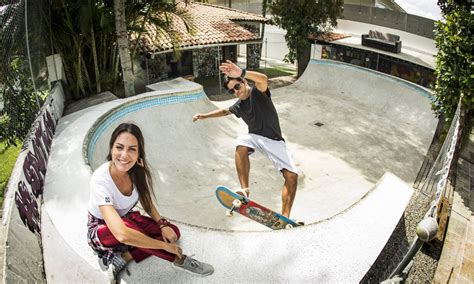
[227,83,242,94]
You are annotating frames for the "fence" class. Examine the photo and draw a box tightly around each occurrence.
[1,0,58,282]
[0,0,51,145]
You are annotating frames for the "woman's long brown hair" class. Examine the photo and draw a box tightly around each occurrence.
[107,123,155,214]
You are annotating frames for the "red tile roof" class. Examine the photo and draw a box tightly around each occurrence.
[132,2,268,54]
[308,32,351,43]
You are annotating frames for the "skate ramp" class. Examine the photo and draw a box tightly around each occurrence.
[41,58,437,282]
[85,61,437,231]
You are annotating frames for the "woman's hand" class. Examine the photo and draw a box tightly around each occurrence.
[161,226,178,243]
[164,243,183,258]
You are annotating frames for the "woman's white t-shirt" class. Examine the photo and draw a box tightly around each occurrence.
[88,162,139,219]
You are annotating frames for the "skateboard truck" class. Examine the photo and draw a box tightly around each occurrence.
[226,199,245,217]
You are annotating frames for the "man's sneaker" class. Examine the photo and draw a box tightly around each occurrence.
[234,188,249,198]
[107,253,130,283]
[172,255,214,276]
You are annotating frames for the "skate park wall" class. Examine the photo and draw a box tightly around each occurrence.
[1,83,65,283]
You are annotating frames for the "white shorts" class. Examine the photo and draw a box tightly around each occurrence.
[236,134,299,174]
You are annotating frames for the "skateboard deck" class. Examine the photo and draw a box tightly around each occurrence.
[215,185,301,230]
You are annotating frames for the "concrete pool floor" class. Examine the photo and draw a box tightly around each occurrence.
[87,60,437,231]
[41,59,438,282]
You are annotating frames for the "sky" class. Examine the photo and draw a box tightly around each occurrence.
[395,0,443,20]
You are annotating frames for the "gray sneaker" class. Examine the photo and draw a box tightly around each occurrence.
[172,255,214,276]
[106,253,130,284]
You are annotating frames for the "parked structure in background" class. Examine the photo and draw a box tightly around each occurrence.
[132,2,267,91]
[312,34,435,89]
[208,0,436,89]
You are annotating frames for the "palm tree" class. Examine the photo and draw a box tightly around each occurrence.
[49,0,194,99]
[114,0,135,97]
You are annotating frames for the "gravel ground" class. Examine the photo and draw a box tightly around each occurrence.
[361,191,434,283]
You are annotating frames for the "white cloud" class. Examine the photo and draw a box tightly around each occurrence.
[395,0,442,20]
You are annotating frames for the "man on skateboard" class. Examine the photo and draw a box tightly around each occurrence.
[193,60,299,219]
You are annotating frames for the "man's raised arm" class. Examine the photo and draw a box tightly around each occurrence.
[219,60,268,92]
[192,108,231,122]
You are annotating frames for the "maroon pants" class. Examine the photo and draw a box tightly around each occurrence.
[97,211,181,263]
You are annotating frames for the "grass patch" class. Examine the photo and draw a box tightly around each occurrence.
[194,75,220,87]
[195,67,295,86]
[0,140,21,206]
[255,66,296,78]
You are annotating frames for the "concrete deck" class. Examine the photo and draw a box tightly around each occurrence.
[41,60,437,282]
[333,20,437,69]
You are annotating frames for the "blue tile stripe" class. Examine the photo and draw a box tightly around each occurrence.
[86,91,205,164]
[308,59,433,99]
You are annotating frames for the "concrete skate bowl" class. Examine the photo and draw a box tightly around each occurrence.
[83,61,438,233]
[40,70,439,281]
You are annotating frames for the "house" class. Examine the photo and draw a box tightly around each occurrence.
[131,2,268,86]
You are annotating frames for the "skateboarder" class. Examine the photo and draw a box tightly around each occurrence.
[87,123,213,282]
[193,60,299,219]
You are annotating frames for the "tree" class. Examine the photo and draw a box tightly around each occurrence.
[49,0,193,99]
[114,0,135,97]
[270,0,343,77]
[0,2,47,145]
[1,58,45,146]
[433,0,473,123]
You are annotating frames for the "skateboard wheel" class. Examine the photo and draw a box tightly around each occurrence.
[226,210,233,217]
[285,224,294,229]
[232,199,242,208]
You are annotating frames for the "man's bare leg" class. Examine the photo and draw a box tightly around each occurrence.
[281,169,298,218]
[235,146,251,195]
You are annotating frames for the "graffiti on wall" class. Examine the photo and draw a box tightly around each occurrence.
[15,104,57,235]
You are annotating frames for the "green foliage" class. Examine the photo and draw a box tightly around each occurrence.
[437,0,471,14]
[255,66,296,77]
[1,58,45,146]
[0,114,12,143]
[0,140,22,206]
[269,0,343,64]
[433,3,473,122]
[49,0,194,99]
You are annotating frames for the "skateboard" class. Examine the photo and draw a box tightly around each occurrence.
[215,185,301,230]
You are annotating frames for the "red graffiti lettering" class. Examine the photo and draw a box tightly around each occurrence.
[15,181,41,234]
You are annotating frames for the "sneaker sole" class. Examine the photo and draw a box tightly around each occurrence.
[107,268,116,284]
[171,263,214,277]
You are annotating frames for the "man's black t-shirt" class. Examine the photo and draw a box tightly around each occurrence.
[229,87,283,141]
